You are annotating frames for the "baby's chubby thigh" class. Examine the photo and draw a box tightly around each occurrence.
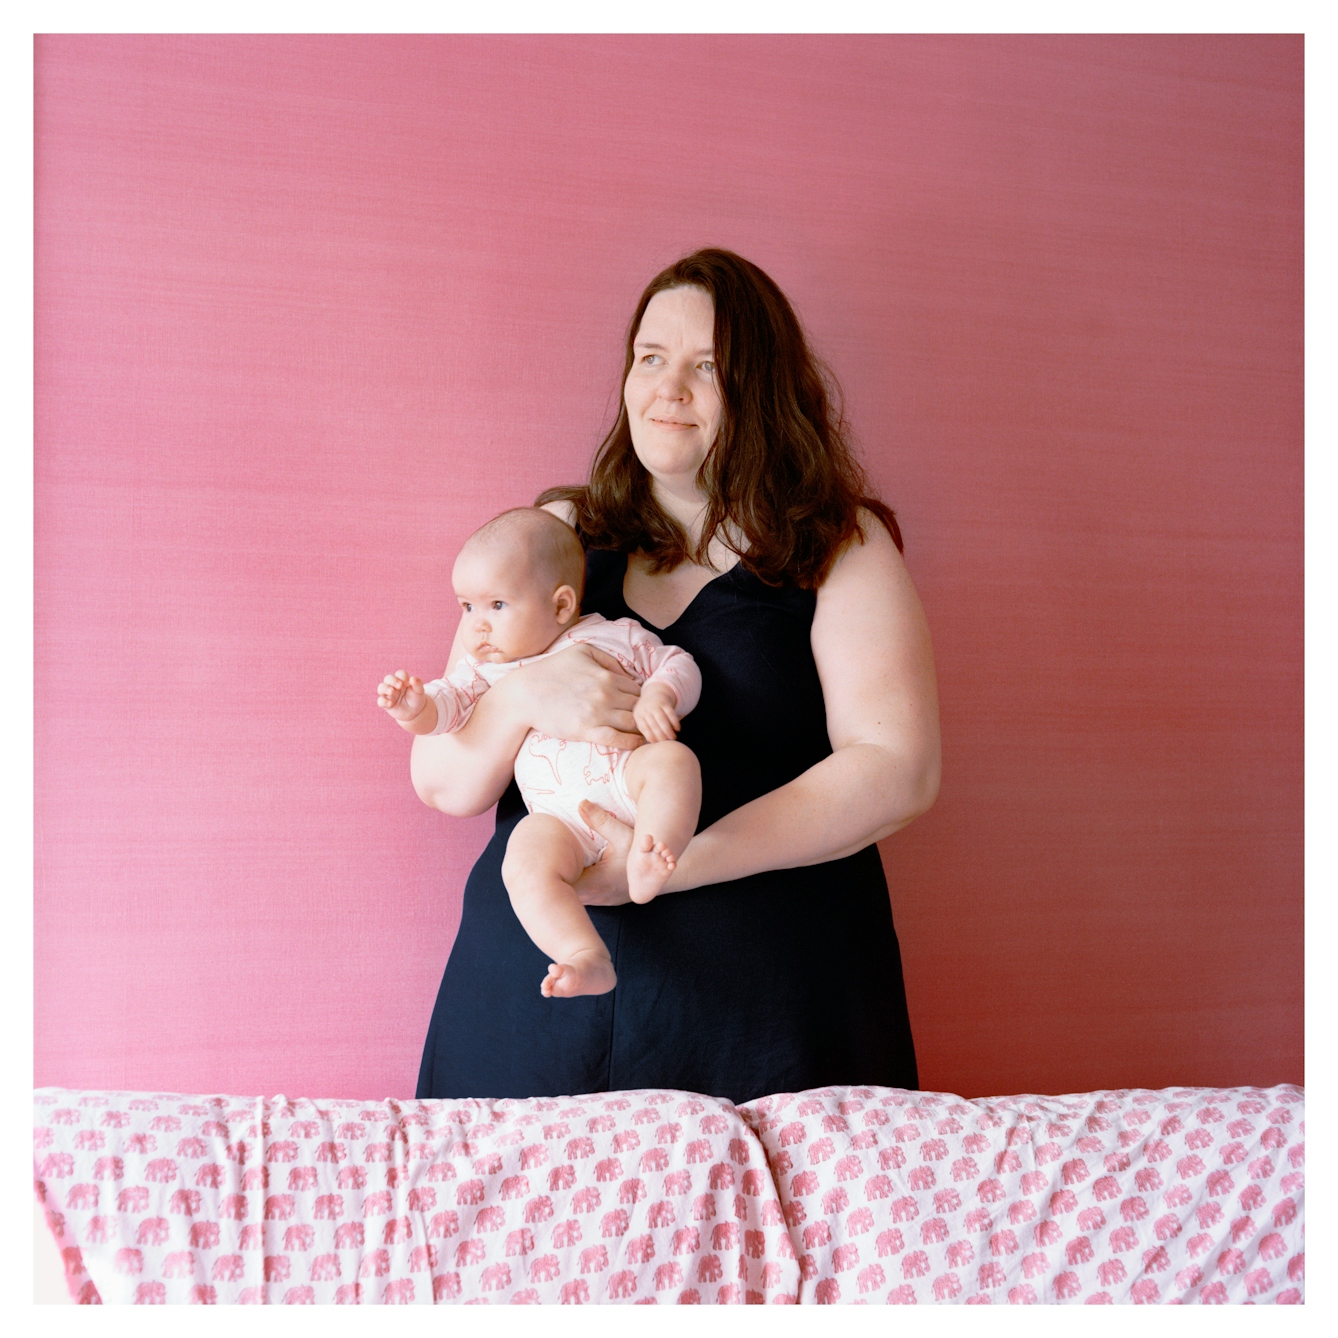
[500,813,590,901]
[621,738,702,813]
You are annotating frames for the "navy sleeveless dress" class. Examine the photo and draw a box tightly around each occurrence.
[416,548,918,1105]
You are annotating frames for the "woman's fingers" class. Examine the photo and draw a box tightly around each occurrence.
[590,725,647,750]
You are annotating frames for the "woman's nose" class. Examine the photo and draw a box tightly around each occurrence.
[655,367,690,400]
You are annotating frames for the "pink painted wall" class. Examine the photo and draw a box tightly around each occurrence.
[35,35,1303,1100]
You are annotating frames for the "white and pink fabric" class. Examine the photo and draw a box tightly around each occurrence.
[34,1082,1303,1305]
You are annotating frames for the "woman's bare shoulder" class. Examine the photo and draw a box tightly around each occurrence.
[540,499,578,527]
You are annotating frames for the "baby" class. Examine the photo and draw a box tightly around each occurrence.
[378,508,702,998]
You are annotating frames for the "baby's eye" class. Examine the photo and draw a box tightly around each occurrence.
[461,602,472,612]
[491,601,506,610]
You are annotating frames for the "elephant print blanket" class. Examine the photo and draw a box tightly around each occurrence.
[34,1082,1303,1304]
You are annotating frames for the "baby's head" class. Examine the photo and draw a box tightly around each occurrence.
[452,508,586,663]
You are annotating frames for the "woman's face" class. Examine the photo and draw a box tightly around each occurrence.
[624,286,722,493]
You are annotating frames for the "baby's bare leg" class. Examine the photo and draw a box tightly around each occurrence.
[502,815,616,998]
[622,741,702,905]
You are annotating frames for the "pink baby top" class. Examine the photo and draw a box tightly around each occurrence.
[422,614,702,863]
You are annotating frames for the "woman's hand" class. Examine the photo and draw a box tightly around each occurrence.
[571,801,635,906]
[509,644,645,750]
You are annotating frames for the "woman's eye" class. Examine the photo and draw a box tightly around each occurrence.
[700,361,715,372]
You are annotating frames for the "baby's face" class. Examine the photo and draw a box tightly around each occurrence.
[452,545,570,663]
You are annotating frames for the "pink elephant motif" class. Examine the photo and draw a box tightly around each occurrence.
[195,1164,224,1189]
[654,1261,683,1291]
[212,1254,244,1282]
[310,1253,340,1281]
[620,1179,647,1205]
[832,1243,860,1273]
[408,1244,438,1271]
[134,1281,167,1304]
[529,1254,561,1282]
[336,1282,365,1303]
[189,1285,216,1304]
[646,1200,674,1227]
[1097,1259,1126,1286]
[113,1247,144,1275]
[691,1193,717,1221]
[945,1239,974,1266]
[712,1222,739,1250]
[92,1156,124,1180]
[552,1219,582,1248]
[503,1225,532,1257]
[135,1218,170,1246]
[427,1210,458,1239]
[662,1170,691,1197]
[601,1209,630,1238]
[264,1254,291,1282]
[606,1270,637,1299]
[579,1244,609,1273]
[334,1222,364,1248]
[479,1263,511,1292]
[519,1145,548,1169]
[117,1186,150,1213]
[73,1130,105,1152]
[902,1250,930,1279]
[382,1277,415,1303]
[877,1228,905,1257]
[932,1271,961,1300]
[499,1174,529,1200]
[1008,1199,1037,1225]
[594,1158,622,1182]
[473,1206,504,1233]
[283,1223,315,1252]
[162,1250,195,1278]
[359,1248,392,1278]
[454,1239,486,1266]
[1021,1251,1049,1279]
[976,1261,1005,1289]
[1033,1220,1062,1246]
[264,1195,296,1221]
[560,1277,590,1303]
[812,1278,839,1304]
[169,1189,202,1216]
[407,1187,436,1213]
[1051,1270,1081,1299]
[66,1183,98,1210]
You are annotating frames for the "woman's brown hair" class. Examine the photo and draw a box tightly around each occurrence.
[538,248,901,589]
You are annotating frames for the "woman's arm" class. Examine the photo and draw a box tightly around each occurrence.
[410,621,647,818]
[576,512,940,897]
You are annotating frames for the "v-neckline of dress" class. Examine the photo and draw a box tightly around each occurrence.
[619,553,739,633]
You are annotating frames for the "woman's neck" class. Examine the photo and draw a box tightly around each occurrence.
[652,479,709,548]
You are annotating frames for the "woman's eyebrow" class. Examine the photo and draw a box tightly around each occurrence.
[633,340,715,357]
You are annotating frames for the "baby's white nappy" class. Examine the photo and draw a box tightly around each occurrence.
[512,731,638,867]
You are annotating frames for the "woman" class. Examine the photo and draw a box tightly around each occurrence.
[414,249,940,1105]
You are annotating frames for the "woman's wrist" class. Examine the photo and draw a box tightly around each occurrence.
[663,828,723,895]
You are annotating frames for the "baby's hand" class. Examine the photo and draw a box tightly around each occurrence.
[378,671,429,723]
[633,682,681,743]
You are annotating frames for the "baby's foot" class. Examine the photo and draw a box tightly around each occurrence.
[627,834,677,905]
[541,950,617,998]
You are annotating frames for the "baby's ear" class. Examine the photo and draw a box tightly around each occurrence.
[553,584,580,623]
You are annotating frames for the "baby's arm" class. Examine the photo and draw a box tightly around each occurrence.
[628,635,703,743]
[378,660,489,735]
[377,672,439,734]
